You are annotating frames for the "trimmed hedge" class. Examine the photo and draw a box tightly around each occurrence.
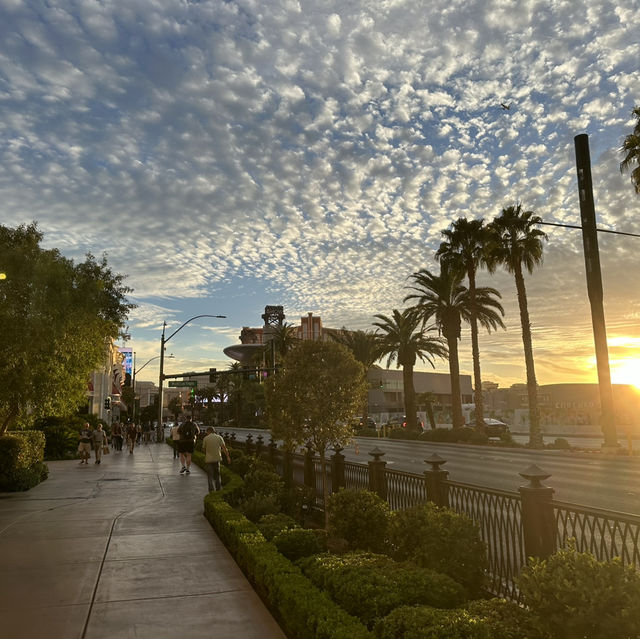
[374,599,541,639]
[0,431,48,491]
[203,489,372,639]
[299,552,466,628]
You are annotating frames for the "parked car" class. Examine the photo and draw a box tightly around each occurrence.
[402,415,425,430]
[464,418,510,437]
[351,417,377,430]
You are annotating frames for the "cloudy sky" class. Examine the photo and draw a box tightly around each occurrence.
[1,0,639,389]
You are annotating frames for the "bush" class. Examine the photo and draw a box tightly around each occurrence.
[388,503,487,597]
[274,528,328,561]
[356,428,379,438]
[300,552,466,628]
[239,493,281,523]
[519,541,640,638]
[387,428,420,440]
[228,448,252,477]
[328,488,391,553]
[0,431,48,491]
[375,599,541,639]
[547,437,570,450]
[281,483,317,523]
[419,427,457,443]
[258,513,300,541]
[469,430,489,445]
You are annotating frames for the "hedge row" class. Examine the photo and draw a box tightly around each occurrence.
[0,431,48,491]
[203,491,372,639]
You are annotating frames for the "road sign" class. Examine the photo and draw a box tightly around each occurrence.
[168,381,197,388]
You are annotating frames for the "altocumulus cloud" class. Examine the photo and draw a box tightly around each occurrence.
[0,0,639,385]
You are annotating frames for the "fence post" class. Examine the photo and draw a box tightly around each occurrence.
[282,448,294,488]
[424,453,450,507]
[255,434,264,457]
[519,464,556,561]
[245,434,253,454]
[368,447,387,500]
[304,442,316,489]
[331,446,345,493]
[268,437,278,465]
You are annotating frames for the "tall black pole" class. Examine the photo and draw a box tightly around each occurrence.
[574,134,617,448]
[157,322,166,442]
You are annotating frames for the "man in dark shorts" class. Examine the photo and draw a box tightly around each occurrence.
[178,418,199,474]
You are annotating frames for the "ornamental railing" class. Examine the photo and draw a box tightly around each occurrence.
[226,433,640,601]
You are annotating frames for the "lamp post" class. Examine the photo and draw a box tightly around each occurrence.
[132,352,173,423]
[157,314,226,442]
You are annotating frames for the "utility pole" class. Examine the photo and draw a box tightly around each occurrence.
[574,134,617,449]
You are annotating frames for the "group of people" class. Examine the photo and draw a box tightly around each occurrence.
[78,418,230,492]
[170,419,230,491]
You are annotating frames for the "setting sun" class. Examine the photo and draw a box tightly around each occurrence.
[611,359,640,390]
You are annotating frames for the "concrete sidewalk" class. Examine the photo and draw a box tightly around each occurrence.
[0,442,286,639]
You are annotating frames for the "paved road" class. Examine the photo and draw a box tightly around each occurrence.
[223,428,640,516]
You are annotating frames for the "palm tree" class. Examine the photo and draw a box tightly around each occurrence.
[373,309,447,433]
[488,204,547,447]
[620,106,640,194]
[405,266,505,429]
[436,217,500,431]
[265,322,300,366]
[328,329,382,423]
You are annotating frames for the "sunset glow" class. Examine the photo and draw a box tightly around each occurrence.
[611,359,640,390]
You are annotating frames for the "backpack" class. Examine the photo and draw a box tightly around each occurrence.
[181,421,195,441]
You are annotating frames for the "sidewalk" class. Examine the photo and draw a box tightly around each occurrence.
[0,442,286,639]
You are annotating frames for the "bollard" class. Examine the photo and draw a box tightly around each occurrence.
[519,464,556,561]
[256,434,264,457]
[268,437,278,465]
[245,433,253,454]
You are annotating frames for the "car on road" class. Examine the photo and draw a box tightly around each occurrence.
[351,417,377,430]
[464,418,510,437]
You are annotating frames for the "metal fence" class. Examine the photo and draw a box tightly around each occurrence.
[229,433,640,600]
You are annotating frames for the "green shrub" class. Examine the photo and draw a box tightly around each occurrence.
[300,552,466,628]
[281,483,316,523]
[547,437,570,450]
[419,427,457,443]
[388,503,487,597]
[387,428,420,440]
[274,528,328,561]
[469,430,489,445]
[375,599,541,639]
[239,493,282,522]
[258,513,300,541]
[519,541,640,639]
[228,448,252,477]
[0,431,48,491]
[327,488,391,553]
[356,427,379,438]
[203,490,372,638]
[33,415,85,460]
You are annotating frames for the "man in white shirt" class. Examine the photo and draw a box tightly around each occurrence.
[202,427,230,491]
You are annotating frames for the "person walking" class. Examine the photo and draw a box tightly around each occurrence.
[126,421,138,454]
[202,427,230,491]
[170,423,181,459]
[92,423,108,464]
[112,421,123,451]
[178,418,199,474]
[78,423,92,465]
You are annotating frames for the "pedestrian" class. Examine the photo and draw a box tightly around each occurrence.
[202,427,230,491]
[170,422,181,459]
[78,422,92,465]
[178,418,199,474]
[92,423,108,464]
[112,421,123,451]
[126,421,138,454]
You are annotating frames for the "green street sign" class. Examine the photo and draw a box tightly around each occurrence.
[168,381,197,388]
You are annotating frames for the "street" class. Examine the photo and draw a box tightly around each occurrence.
[223,428,640,516]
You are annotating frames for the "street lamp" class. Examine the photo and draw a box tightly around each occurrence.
[157,314,226,442]
[132,352,174,423]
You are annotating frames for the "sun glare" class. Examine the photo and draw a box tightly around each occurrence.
[611,359,640,390]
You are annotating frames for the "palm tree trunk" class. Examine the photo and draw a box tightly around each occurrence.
[445,332,464,428]
[515,267,543,448]
[468,269,485,430]
[403,363,418,432]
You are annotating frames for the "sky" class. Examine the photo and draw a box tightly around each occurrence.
[1,0,639,390]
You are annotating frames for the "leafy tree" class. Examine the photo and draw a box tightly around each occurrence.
[405,266,505,428]
[373,309,447,432]
[0,223,133,433]
[437,218,504,431]
[488,204,547,447]
[168,396,183,422]
[620,106,640,194]
[266,340,368,525]
[328,329,381,423]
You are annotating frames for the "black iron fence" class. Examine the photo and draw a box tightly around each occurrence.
[230,432,640,600]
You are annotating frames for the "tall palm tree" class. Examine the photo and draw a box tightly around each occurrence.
[488,204,547,447]
[620,106,640,194]
[373,309,447,433]
[265,322,300,368]
[436,217,499,431]
[405,266,505,429]
[328,329,382,422]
